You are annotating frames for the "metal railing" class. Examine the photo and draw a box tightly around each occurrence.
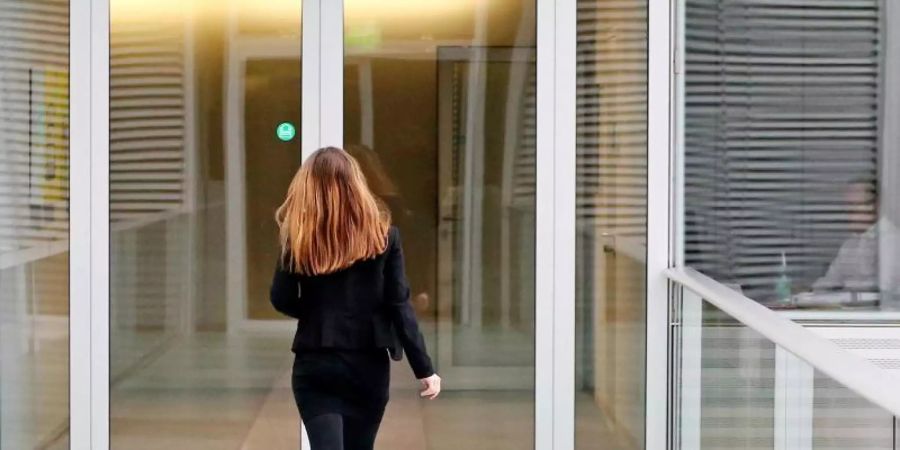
[667,267,900,449]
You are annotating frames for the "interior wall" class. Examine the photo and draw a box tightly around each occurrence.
[192,10,227,330]
[244,59,302,320]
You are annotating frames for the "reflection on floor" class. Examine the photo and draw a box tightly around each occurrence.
[0,319,69,450]
[99,331,634,449]
[110,332,290,449]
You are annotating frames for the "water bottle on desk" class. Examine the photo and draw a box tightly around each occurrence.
[775,252,793,307]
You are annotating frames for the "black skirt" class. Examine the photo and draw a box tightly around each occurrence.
[291,349,391,421]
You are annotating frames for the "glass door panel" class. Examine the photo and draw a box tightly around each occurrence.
[436,48,535,384]
[574,0,648,448]
[244,59,302,320]
[344,1,536,448]
[0,2,70,447]
[109,1,301,448]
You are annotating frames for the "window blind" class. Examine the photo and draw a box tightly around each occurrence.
[684,0,882,300]
[576,0,648,239]
[0,0,69,252]
[110,19,188,223]
[0,10,190,253]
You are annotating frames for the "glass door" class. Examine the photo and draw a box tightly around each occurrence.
[433,47,535,388]
[342,1,538,447]
[0,2,71,447]
[80,0,576,448]
[107,1,303,448]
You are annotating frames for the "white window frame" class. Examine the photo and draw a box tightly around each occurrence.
[537,0,577,447]
[71,0,110,448]
[646,0,678,449]
[69,0,683,448]
[69,0,91,448]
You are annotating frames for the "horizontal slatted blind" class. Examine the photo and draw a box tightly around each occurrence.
[110,19,187,223]
[576,0,648,240]
[511,65,536,207]
[0,0,69,253]
[0,3,69,447]
[1,12,189,254]
[684,0,881,300]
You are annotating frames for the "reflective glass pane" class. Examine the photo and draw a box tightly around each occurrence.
[0,0,70,447]
[574,0,648,448]
[344,1,536,447]
[674,289,897,449]
[683,0,900,315]
[109,1,302,447]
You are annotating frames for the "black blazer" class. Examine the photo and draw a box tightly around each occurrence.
[270,226,434,379]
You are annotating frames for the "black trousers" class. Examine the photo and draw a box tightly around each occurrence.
[292,349,390,450]
[304,412,381,450]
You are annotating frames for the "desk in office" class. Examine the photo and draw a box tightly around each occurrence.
[764,292,900,448]
[764,290,900,323]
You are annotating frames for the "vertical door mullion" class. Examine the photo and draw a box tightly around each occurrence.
[91,0,111,447]
[69,0,91,447]
[534,0,553,443]
[299,1,343,447]
[71,0,111,448]
[300,4,317,447]
[553,0,576,447]
[646,0,676,448]
[536,0,576,447]
[302,0,343,162]
[319,0,343,148]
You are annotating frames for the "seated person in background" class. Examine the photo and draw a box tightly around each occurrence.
[812,220,880,292]
[812,180,899,294]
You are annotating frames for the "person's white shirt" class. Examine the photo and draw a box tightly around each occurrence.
[813,218,900,293]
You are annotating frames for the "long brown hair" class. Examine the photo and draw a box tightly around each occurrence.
[276,147,390,275]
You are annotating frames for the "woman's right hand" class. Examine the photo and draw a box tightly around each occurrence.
[419,374,441,400]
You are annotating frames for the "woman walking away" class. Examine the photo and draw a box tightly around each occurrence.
[270,147,441,450]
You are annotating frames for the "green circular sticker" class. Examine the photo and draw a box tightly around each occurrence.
[276,122,296,142]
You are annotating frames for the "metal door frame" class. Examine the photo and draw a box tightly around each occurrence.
[65,0,683,448]
[223,35,301,333]
[311,0,576,446]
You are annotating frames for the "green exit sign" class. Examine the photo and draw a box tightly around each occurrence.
[346,22,382,50]
[276,122,296,142]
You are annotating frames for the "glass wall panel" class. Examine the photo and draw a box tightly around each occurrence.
[343,1,536,447]
[683,0,900,313]
[0,0,70,448]
[109,1,302,447]
[574,0,648,448]
[673,288,897,449]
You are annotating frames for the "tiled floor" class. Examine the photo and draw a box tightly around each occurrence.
[0,321,69,449]
[112,332,635,449]
[27,330,636,449]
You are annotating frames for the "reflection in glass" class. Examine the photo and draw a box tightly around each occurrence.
[109,2,301,448]
[574,0,648,448]
[674,290,896,449]
[245,59,302,320]
[344,2,536,447]
[0,1,70,448]
[684,0,900,311]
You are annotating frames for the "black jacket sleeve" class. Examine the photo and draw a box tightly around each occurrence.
[270,259,301,319]
[384,228,435,379]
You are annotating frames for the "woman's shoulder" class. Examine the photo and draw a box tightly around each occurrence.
[387,225,405,246]
[381,225,402,255]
